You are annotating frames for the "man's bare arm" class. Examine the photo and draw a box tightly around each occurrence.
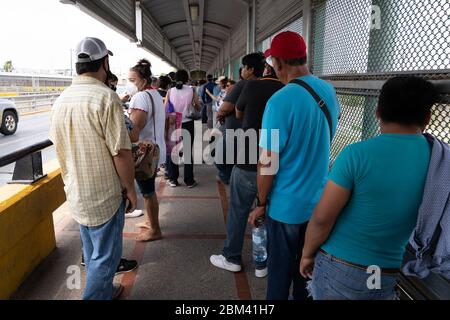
[217,101,235,122]
[300,181,351,278]
[248,149,276,226]
[113,149,137,213]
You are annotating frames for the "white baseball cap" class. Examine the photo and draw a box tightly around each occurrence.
[75,37,113,63]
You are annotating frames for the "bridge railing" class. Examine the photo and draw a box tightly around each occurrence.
[5,93,61,114]
[0,139,64,299]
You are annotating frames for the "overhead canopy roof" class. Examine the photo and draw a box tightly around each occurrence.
[61,0,304,72]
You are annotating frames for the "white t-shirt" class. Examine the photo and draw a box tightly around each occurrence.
[129,89,166,165]
[214,89,227,112]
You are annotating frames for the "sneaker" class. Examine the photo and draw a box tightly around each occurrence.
[125,209,144,218]
[210,255,241,272]
[169,180,179,187]
[116,259,138,275]
[112,283,124,300]
[186,181,198,188]
[255,267,268,278]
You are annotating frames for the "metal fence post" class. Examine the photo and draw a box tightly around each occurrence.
[362,0,400,140]
[311,0,327,75]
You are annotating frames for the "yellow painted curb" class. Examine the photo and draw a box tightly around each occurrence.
[0,160,66,299]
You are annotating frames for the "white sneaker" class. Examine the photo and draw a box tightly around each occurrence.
[255,268,268,278]
[210,255,241,272]
[125,210,144,218]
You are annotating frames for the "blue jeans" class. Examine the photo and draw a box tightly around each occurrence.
[266,216,309,300]
[310,251,399,300]
[215,163,233,184]
[80,200,125,300]
[214,124,234,184]
[222,166,266,270]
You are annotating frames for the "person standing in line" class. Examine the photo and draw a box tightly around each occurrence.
[210,62,284,278]
[248,32,340,300]
[202,74,217,129]
[127,59,166,242]
[49,37,137,300]
[164,69,202,188]
[215,52,266,185]
[79,71,139,273]
[300,77,439,300]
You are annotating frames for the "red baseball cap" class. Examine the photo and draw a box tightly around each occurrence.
[265,31,307,60]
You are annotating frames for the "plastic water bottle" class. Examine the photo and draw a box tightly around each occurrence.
[252,217,267,263]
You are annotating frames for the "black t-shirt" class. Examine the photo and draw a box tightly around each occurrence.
[235,76,284,172]
[223,80,246,130]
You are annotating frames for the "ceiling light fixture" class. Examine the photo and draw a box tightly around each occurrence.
[190,4,199,22]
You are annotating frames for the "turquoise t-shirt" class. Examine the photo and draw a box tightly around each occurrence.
[322,134,431,268]
[259,75,340,224]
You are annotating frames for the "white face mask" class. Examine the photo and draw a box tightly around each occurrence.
[126,81,139,97]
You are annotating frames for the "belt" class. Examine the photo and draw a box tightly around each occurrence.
[319,249,400,275]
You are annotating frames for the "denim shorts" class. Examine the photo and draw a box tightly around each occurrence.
[136,177,156,198]
[309,251,399,300]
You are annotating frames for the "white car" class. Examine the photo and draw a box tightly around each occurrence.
[0,98,19,135]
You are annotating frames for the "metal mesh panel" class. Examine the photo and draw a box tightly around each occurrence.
[309,0,450,162]
[262,17,304,51]
[311,0,450,76]
[427,96,450,144]
[330,90,450,161]
[330,92,379,160]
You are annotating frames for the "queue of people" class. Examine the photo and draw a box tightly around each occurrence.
[49,31,449,301]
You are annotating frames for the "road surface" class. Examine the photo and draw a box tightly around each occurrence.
[0,112,55,186]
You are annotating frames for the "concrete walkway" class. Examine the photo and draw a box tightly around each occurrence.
[12,164,266,300]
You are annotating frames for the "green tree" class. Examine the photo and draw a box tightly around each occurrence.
[3,60,13,72]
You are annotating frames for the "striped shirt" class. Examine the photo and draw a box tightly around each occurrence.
[49,75,132,227]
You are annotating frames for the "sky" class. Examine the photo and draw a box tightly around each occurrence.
[0,0,175,78]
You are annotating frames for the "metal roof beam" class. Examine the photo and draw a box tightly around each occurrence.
[182,0,197,71]
[198,0,205,72]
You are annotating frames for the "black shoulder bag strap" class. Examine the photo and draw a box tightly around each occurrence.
[145,90,157,140]
[290,79,333,143]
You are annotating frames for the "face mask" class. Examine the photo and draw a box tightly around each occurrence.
[126,81,139,97]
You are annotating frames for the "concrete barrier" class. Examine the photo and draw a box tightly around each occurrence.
[0,160,66,299]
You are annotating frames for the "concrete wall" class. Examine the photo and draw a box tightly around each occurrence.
[0,160,66,299]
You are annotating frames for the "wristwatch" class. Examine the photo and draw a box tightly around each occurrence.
[256,195,267,208]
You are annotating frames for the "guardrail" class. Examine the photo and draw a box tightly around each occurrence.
[0,139,53,184]
[397,248,450,300]
[0,139,63,299]
[3,93,61,114]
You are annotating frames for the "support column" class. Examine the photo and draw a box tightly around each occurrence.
[302,0,312,64]
[227,35,232,77]
[311,0,326,75]
[135,0,143,45]
[246,1,256,54]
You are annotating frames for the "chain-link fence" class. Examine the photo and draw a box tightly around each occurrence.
[309,0,450,160]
